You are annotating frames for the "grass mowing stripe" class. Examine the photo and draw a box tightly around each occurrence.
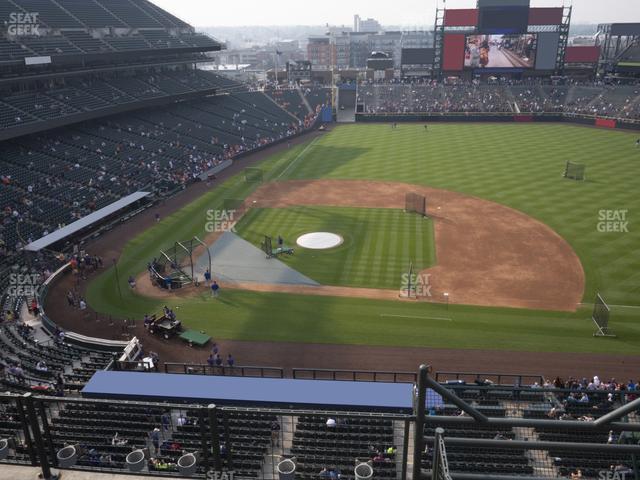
[275,137,320,180]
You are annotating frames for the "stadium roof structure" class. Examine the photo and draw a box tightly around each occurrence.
[24,191,151,252]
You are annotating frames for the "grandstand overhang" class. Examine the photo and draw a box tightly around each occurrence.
[0,44,221,71]
[25,192,151,252]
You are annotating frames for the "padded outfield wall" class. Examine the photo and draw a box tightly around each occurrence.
[356,113,640,131]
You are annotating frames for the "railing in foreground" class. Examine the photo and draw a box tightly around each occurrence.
[434,371,545,386]
[162,362,285,378]
[2,365,640,480]
[292,367,417,383]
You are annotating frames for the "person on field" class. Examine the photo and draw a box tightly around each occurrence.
[211,280,219,297]
[204,269,211,286]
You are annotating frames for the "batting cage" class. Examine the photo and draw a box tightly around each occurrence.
[244,167,264,183]
[149,236,211,289]
[592,293,615,337]
[563,161,586,181]
[405,192,427,217]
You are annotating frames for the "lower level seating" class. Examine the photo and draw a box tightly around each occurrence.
[292,416,397,480]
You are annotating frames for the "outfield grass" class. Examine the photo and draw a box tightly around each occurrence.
[235,206,436,289]
[85,124,640,354]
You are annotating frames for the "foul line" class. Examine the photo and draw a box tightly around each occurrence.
[380,313,452,321]
[275,137,319,180]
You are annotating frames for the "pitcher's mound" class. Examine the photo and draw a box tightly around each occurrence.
[296,232,343,250]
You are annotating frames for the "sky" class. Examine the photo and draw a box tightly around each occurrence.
[150,0,640,27]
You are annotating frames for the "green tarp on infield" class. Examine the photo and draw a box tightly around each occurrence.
[180,329,211,346]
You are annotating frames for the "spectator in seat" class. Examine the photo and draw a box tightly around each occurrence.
[161,412,171,431]
[150,428,161,451]
[270,420,280,446]
[31,383,52,393]
[112,432,128,446]
[326,418,336,428]
[373,452,386,463]
[176,414,188,426]
[30,298,38,316]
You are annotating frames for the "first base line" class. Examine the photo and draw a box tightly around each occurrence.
[276,136,320,180]
[380,313,452,321]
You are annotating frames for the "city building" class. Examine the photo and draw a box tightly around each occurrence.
[307,36,333,68]
[354,14,382,33]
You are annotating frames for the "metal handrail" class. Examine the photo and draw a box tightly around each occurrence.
[292,367,417,383]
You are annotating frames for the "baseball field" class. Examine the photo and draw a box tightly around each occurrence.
[86,123,640,355]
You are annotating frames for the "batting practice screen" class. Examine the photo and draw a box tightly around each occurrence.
[564,161,586,181]
[406,192,427,216]
[592,293,611,334]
